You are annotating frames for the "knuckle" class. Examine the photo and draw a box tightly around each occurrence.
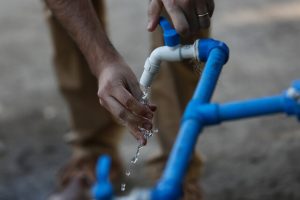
[125,97,134,108]
[180,0,190,7]
[98,83,111,97]
[162,0,172,4]
[176,24,189,35]
[117,109,127,120]
[147,4,154,16]
[97,90,105,100]
[103,81,113,91]
[163,0,176,8]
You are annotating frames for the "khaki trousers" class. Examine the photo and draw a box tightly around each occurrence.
[46,0,208,192]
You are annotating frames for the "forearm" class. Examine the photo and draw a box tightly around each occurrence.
[45,0,121,77]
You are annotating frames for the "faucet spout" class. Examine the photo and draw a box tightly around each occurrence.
[139,44,196,88]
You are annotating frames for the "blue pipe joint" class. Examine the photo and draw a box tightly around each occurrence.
[91,155,113,200]
[197,39,229,63]
[151,182,183,200]
[284,80,300,121]
[159,17,180,47]
[182,100,220,125]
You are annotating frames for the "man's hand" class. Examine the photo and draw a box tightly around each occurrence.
[97,59,156,145]
[148,0,214,38]
[46,0,156,145]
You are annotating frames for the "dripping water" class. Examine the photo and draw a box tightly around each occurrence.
[120,86,158,192]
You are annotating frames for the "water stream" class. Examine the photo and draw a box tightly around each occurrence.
[121,86,158,192]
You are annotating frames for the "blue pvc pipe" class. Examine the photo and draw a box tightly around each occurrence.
[92,155,113,200]
[218,95,285,121]
[151,41,229,200]
[151,120,203,200]
[193,48,227,103]
[152,93,296,199]
[184,91,300,126]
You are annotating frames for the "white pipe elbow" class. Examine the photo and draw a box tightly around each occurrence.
[140,44,197,88]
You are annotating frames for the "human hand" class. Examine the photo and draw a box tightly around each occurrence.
[147,0,214,38]
[46,0,157,145]
[97,59,156,145]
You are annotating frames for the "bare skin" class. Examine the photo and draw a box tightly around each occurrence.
[45,0,213,145]
[148,0,214,38]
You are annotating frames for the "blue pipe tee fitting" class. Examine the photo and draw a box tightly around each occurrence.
[183,80,300,126]
[182,101,220,125]
[197,38,230,63]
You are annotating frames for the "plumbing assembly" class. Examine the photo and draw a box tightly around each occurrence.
[92,17,300,200]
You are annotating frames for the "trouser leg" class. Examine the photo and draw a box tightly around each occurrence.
[148,15,210,200]
[45,0,123,186]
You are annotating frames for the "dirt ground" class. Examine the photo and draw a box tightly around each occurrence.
[0,0,299,200]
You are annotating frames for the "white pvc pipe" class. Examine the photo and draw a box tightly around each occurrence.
[140,42,198,88]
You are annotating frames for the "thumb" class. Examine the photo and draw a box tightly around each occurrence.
[147,0,163,31]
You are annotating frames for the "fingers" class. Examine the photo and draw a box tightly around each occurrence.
[195,0,210,29]
[148,104,157,112]
[162,0,189,36]
[206,0,215,17]
[148,0,213,37]
[148,0,164,31]
[130,126,147,146]
[96,64,156,145]
[127,81,144,103]
[178,0,205,38]
[99,95,152,144]
[111,86,153,119]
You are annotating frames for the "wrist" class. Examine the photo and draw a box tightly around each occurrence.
[87,45,124,78]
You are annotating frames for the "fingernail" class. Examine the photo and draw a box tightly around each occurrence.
[146,113,153,119]
[139,138,146,146]
[147,22,152,30]
[143,123,152,130]
[151,106,157,112]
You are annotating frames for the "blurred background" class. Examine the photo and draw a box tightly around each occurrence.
[0,0,299,199]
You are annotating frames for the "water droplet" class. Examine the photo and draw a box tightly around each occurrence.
[121,86,160,194]
[131,156,138,164]
[121,183,126,192]
[140,86,151,105]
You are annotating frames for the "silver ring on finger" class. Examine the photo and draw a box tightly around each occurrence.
[197,12,209,18]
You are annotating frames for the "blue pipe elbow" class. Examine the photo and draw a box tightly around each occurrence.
[183,80,300,126]
[197,39,229,63]
[182,100,220,125]
[91,155,113,200]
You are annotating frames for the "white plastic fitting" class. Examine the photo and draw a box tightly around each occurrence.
[140,41,199,88]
